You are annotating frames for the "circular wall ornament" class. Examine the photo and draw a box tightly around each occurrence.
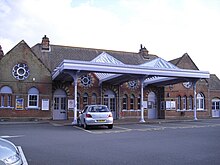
[80,74,93,88]
[128,80,139,89]
[12,63,30,80]
[182,82,193,89]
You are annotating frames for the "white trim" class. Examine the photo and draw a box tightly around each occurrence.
[52,59,210,80]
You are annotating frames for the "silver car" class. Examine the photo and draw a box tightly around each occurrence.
[0,138,23,165]
[77,105,113,129]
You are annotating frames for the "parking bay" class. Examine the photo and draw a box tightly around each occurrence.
[73,120,220,134]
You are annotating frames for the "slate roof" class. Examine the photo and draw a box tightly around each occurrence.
[169,53,199,70]
[31,43,158,72]
[207,74,220,90]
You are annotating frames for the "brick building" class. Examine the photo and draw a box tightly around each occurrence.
[0,36,219,121]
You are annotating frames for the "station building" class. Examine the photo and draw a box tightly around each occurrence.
[0,35,219,122]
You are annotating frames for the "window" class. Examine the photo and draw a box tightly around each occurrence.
[122,94,128,110]
[212,98,220,110]
[138,95,141,109]
[1,95,4,107]
[91,93,97,105]
[0,86,12,107]
[77,93,80,110]
[83,93,88,107]
[197,93,205,110]
[130,94,135,110]
[183,96,187,110]
[188,96,193,110]
[12,63,30,80]
[7,95,11,107]
[61,97,66,110]
[54,97,59,110]
[28,87,39,108]
[177,96,181,110]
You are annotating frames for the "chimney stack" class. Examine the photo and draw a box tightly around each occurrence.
[41,35,50,51]
[139,44,149,59]
[0,45,4,60]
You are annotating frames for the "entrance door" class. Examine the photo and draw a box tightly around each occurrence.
[53,89,67,120]
[104,90,116,119]
[148,92,157,119]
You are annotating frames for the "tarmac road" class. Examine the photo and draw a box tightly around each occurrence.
[0,118,220,165]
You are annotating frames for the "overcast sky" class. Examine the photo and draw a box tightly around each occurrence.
[0,0,220,77]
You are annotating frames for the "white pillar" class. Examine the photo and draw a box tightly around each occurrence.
[72,74,78,125]
[140,79,145,123]
[193,81,197,120]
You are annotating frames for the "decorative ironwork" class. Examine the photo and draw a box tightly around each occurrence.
[80,74,93,88]
[128,80,139,89]
[12,63,30,80]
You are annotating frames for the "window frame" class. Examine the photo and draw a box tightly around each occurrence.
[0,86,13,108]
[177,95,181,110]
[183,96,187,110]
[130,94,135,110]
[83,93,89,108]
[197,93,205,110]
[122,94,128,110]
[28,87,39,109]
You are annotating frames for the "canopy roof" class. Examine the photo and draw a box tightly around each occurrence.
[52,52,209,86]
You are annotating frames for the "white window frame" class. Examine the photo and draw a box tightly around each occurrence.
[28,87,39,109]
[122,94,128,110]
[197,93,204,110]
[212,98,220,110]
[188,96,193,110]
[183,96,187,110]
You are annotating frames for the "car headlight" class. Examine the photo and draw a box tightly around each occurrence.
[3,153,20,165]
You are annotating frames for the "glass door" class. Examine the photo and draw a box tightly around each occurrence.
[104,94,116,119]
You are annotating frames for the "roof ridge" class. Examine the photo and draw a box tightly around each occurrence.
[38,43,140,54]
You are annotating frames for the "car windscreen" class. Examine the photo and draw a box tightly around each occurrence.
[89,106,110,112]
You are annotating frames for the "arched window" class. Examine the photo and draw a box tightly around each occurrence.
[122,94,128,110]
[183,96,187,110]
[91,93,97,105]
[197,93,205,110]
[138,95,141,110]
[177,96,181,110]
[83,93,88,107]
[0,86,12,107]
[130,94,135,110]
[77,93,80,110]
[28,87,39,108]
[188,96,193,110]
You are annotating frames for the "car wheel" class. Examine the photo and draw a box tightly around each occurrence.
[108,124,113,129]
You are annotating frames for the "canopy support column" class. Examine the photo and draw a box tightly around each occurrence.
[193,81,197,121]
[65,71,80,125]
[140,78,146,123]
[72,75,78,125]
[72,74,78,125]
